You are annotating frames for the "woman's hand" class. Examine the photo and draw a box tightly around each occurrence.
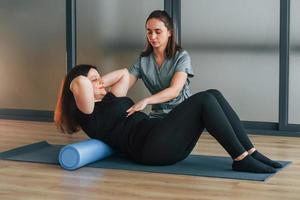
[126,98,149,117]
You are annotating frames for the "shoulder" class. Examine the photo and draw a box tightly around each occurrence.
[140,53,152,61]
[133,54,152,65]
[172,49,191,64]
[135,54,154,69]
[176,49,190,59]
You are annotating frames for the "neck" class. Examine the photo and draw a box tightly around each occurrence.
[94,97,102,102]
[94,91,107,102]
[153,48,165,59]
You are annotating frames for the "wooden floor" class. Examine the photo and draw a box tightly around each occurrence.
[0,119,299,200]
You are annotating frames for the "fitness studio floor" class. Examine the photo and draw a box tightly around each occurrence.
[0,119,299,200]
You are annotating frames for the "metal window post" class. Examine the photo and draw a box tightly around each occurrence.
[66,0,77,72]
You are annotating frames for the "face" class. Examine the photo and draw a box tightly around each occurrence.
[87,68,107,100]
[146,18,171,49]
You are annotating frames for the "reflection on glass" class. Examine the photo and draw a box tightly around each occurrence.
[288,0,300,124]
[0,0,66,110]
[77,0,163,108]
[182,0,279,122]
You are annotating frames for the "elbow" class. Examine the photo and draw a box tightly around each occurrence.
[84,105,94,114]
[174,91,180,98]
[122,68,129,78]
[171,88,181,99]
[79,105,94,115]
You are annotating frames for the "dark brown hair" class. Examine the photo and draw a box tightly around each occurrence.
[54,64,99,134]
[141,10,182,58]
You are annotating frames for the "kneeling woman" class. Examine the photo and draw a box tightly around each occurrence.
[54,64,282,173]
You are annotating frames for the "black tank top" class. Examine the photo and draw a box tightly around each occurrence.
[76,92,159,162]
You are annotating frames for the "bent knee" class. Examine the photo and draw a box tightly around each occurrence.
[193,91,216,104]
[206,89,222,96]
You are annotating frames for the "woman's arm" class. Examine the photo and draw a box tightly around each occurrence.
[145,72,187,104]
[128,74,138,90]
[70,76,95,114]
[126,71,187,116]
[101,68,130,97]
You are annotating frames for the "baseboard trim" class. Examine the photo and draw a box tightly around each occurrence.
[1,108,299,136]
[0,109,53,122]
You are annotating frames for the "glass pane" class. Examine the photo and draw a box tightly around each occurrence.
[0,0,66,110]
[289,0,300,124]
[182,0,279,122]
[77,0,163,110]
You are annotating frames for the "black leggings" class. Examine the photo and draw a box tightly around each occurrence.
[141,89,254,165]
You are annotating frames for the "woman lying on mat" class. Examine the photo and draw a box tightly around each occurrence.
[127,10,194,119]
[54,64,282,173]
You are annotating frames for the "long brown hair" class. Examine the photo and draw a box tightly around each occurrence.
[54,64,99,134]
[141,10,182,58]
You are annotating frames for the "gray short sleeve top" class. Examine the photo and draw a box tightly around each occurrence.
[128,50,194,118]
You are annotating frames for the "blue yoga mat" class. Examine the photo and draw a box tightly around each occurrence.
[0,141,291,181]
